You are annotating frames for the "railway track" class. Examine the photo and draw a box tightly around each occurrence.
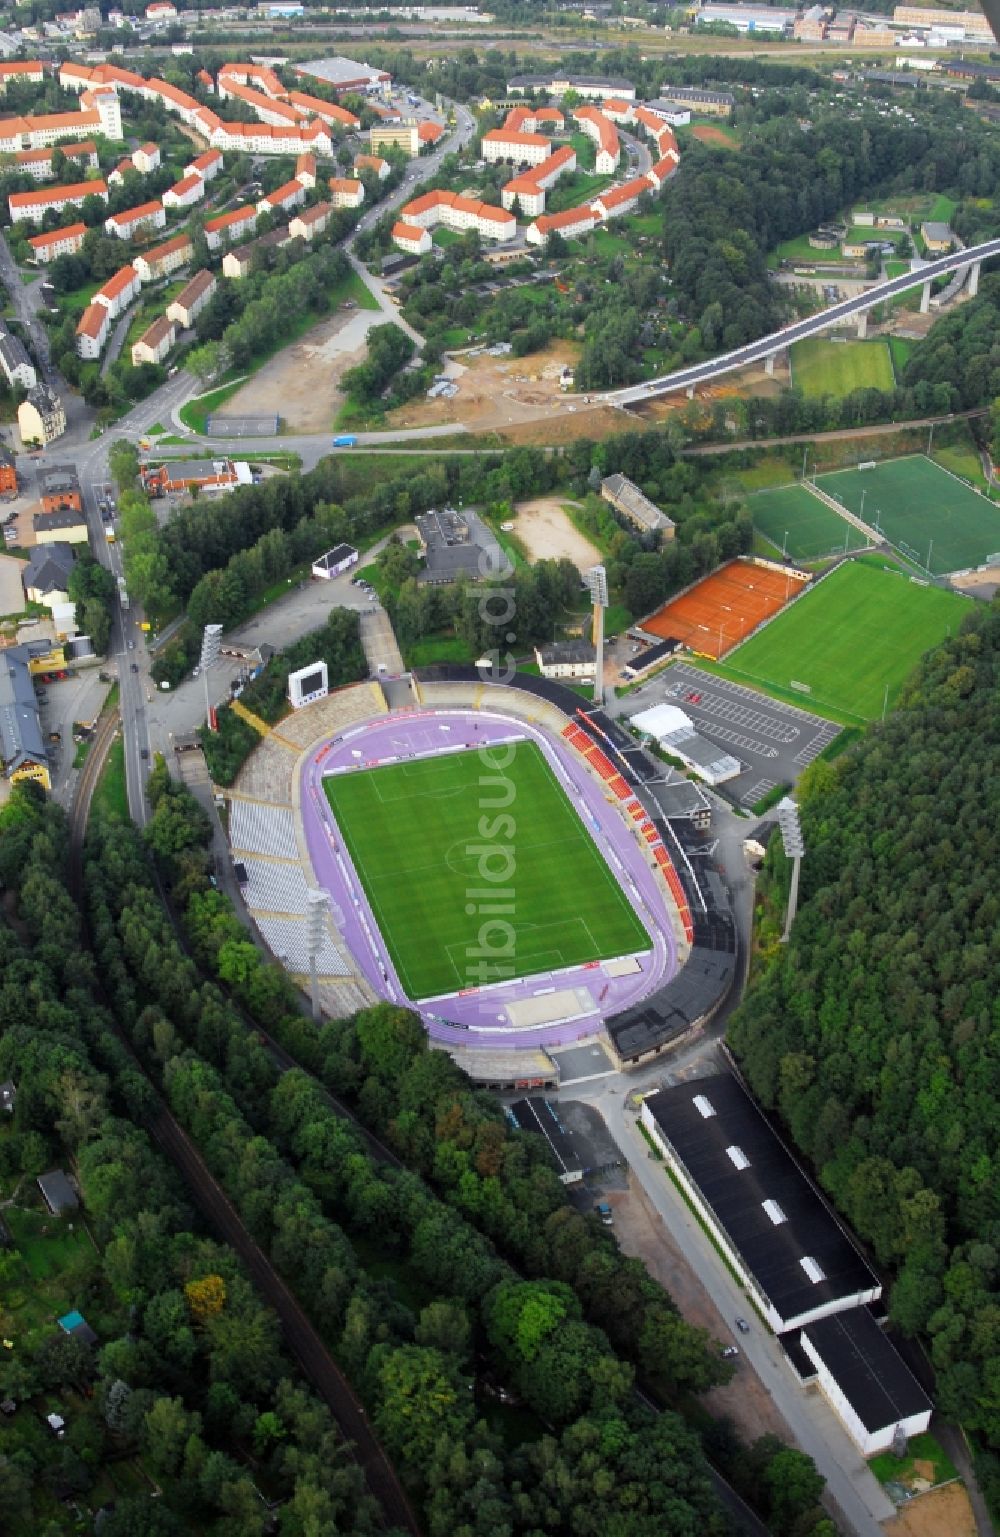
[65,710,421,1537]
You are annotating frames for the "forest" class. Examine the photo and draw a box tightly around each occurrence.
[729,599,1000,1509]
[0,791,387,1536]
[60,756,833,1537]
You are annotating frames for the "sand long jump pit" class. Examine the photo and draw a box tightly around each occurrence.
[638,558,807,660]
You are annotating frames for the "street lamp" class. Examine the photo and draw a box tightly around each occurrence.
[776,796,805,943]
[584,564,608,706]
[200,623,222,732]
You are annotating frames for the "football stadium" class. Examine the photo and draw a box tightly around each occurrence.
[224,669,737,1077]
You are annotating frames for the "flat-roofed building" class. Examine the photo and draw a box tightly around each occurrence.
[800,1308,931,1456]
[294,54,391,94]
[641,1075,882,1333]
[696,1,795,31]
[601,473,675,535]
[370,120,419,157]
[131,313,175,365]
[166,268,216,327]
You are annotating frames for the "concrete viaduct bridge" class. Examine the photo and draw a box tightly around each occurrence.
[609,239,1000,405]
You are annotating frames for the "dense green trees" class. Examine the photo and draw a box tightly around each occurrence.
[341,321,415,406]
[67,552,116,656]
[0,788,386,1536]
[730,603,1000,1475]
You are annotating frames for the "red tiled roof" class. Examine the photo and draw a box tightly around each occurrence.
[97,264,138,300]
[27,220,86,251]
[482,129,550,148]
[393,220,426,243]
[9,178,106,208]
[536,204,594,233]
[76,302,108,338]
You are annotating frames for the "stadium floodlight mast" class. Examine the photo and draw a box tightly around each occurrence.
[776,795,805,943]
[584,563,608,706]
[305,890,329,1022]
[200,623,223,732]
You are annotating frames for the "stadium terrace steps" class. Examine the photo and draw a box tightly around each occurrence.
[230,735,297,803]
[229,799,299,859]
[275,682,387,748]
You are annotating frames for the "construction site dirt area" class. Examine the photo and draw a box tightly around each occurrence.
[387,338,592,435]
[513,498,602,570]
[882,1482,976,1537]
[226,309,377,435]
[607,1170,791,1445]
[639,558,806,659]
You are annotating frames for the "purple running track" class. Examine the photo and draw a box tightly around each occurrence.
[300,710,679,1050]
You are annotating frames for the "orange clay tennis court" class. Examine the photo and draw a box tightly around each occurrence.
[638,560,807,659]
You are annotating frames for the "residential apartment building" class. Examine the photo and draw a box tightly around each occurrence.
[132,141,161,172]
[134,232,192,282]
[204,204,257,249]
[288,201,332,241]
[525,203,595,245]
[399,188,515,241]
[184,148,222,181]
[481,128,551,167]
[327,176,364,209]
[131,314,175,365]
[105,199,166,239]
[0,329,36,391]
[166,269,216,328]
[27,222,86,262]
[8,178,107,223]
[355,152,389,180]
[257,177,306,215]
[162,172,204,209]
[17,384,65,446]
[76,301,109,358]
[94,264,140,318]
[390,220,431,255]
[14,139,97,180]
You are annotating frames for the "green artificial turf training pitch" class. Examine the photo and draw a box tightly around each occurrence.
[323,741,650,999]
[749,484,868,561]
[725,560,968,721]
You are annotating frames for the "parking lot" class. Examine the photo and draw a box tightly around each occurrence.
[627,662,841,805]
[34,668,112,805]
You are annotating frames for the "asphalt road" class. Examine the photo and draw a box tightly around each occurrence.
[610,239,998,404]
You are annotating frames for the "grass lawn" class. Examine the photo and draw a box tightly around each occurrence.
[91,736,128,822]
[888,335,914,378]
[432,226,463,247]
[869,1431,958,1489]
[404,633,477,666]
[816,455,1000,574]
[790,337,895,398]
[748,484,868,560]
[624,212,663,237]
[724,561,969,720]
[323,740,650,998]
[547,171,614,215]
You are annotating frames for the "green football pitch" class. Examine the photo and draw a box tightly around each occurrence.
[725,560,969,721]
[749,484,868,560]
[815,456,1000,575]
[789,337,895,398]
[323,741,650,1000]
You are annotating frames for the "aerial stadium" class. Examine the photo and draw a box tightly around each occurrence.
[224,666,737,1080]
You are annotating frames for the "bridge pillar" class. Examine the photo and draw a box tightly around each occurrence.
[764,353,775,376]
[856,310,868,340]
[686,385,695,399]
[968,261,981,298]
[920,280,932,314]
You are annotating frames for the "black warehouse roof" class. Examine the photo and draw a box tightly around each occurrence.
[644,1074,879,1327]
[802,1308,932,1433]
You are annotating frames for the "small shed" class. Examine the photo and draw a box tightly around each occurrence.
[57,1310,98,1346]
[37,1169,79,1216]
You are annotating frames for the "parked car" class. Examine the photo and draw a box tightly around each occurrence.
[735,1317,750,1334]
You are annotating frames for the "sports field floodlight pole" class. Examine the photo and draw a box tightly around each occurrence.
[585,564,608,706]
[305,890,329,1022]
[776,795,805,944]
[200,623,223,732]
